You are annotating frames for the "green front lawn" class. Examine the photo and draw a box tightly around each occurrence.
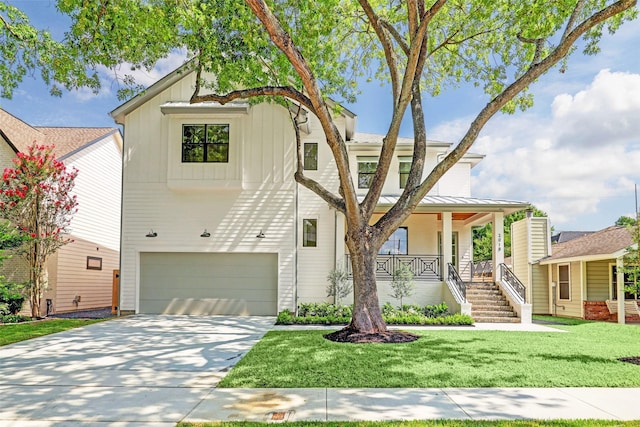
[178,420,640,427]
[0,318,106,346]
[220,321,640,388]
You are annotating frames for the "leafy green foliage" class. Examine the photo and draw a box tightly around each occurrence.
[0,282,24,315]
[0,2,100,98]
[326,268,352,305]
[473,206,548,261]
[279,302,462,325]
[389,264,415,308]
[621,215,640,296]
[616,215,637,227]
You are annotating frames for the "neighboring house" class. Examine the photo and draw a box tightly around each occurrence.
[551,231,594,244]
[513,219,637,321]
[0,109,122,315]
[110,65,530,320]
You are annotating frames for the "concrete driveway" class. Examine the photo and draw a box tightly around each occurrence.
[0,315,275,426]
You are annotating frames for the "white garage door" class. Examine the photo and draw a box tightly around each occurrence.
[139,252,278,315]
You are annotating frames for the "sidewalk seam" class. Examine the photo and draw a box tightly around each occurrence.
[441,388,473,420]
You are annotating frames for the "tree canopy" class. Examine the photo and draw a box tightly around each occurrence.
[1,0,636,336]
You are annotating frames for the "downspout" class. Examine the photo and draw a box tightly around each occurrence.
[293,176,299,315]
[117,124,125,317]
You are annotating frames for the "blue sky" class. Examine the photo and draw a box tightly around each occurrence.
[2,1,639,231]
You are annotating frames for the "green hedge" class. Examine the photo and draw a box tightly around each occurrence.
[277,302,474,326]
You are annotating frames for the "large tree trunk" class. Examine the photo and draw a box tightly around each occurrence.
[347,236,387,334]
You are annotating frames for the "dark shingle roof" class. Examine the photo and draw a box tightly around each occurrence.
[542,226,633,262]
[0,109,117,158]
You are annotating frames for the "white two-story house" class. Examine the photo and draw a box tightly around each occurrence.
[111,65,529,319]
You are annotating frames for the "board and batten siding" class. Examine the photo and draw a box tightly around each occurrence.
[586,260,612,301]
[119,71,307,312]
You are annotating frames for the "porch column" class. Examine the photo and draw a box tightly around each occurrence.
[492,212,504,276]
[335,211,346,269]
[617,256,625,324]
[442,212,453,272]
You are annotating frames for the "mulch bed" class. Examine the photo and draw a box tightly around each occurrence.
[618,356,640,365]
[324,327,420,344]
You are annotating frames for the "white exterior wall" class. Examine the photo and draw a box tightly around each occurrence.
[296,111,341,303]
[120,73,309,312]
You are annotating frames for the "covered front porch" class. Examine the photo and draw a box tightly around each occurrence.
[340,195,530,318]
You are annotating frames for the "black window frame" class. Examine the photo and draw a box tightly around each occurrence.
[358,158,378,189]
[182,124,230,163]
[303,142,318,170]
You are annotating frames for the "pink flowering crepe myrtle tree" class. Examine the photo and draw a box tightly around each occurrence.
[0,144,78,318]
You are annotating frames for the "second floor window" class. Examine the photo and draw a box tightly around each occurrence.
[303,143,318,170]
[182,124,229,163]
[399,157,411,189]
[358,157,377,189]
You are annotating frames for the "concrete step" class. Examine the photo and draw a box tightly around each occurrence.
[474,316,521,323]
[471,304,514,311]
[466,289,502,295]
[471,310,517,317]
[467,299,510,306]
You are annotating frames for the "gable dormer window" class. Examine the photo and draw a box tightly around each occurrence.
[182,124,229,163]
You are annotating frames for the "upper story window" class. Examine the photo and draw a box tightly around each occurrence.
[399,157,411,189]
[303,143,318,170]
[182,124,229,163]
[358,157,378,189]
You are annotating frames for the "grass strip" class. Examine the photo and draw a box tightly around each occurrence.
[220,321,640,388]
[0,318,106,346]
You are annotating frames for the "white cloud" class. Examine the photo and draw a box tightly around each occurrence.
[434,70,640,229]
[71,50,188,102]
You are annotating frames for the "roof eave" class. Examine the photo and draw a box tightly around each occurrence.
[110,63,194,125]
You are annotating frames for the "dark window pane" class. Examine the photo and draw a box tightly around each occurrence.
[358,173,374,189]
[304,143,318,170]
[206,144,229,163]
[183,144,204,162]
[183,125,205,144]
[358,161,377,173]
[399,162,411,173]
[303,219,317,247]
[207,124,229,143]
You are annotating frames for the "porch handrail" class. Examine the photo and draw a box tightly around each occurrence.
[345,254,442,281]
[446,263,467,303]
[498,263,526,304]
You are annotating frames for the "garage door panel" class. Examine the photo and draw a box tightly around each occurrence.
[139,252,277,315]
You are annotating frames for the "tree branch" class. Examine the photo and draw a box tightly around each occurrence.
[380,19,409,55]
[361,0,448,218]
[190,85,316,114]
[562,0,586,43]
[245,0,359,224]
[288,104,345,213]
[358,0,401,106]
[382,0,637,230]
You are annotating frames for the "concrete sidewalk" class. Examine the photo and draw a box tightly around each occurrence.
[184,387,640,422]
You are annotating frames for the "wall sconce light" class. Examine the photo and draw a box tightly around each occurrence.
[200,229,211,238]
[256,230,266,239]
[145,230,157,238]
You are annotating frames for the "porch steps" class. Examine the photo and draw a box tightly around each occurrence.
[466,282,520,323]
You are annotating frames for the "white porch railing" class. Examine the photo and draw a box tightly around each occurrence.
[345,254,443,281]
